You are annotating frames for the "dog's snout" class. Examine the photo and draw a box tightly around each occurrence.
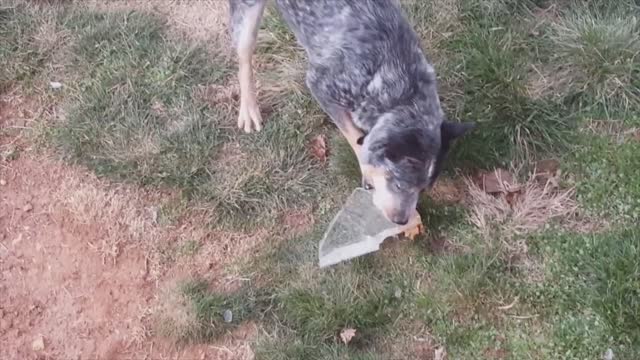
[387,212,409,225]
[393,217,408,225]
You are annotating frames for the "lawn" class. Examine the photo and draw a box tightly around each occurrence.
[1,0,639,359]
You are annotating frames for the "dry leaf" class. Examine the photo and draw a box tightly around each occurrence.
[309,135,328,163]
[339,328,356,344]
[434,346,447,360]
[404,223,424,240]
[476,168,514,194]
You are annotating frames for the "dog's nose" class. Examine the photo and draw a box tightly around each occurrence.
[390,215,408,225]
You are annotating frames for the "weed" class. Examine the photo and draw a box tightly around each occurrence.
[549,5,640,111]
[444,26,574,166]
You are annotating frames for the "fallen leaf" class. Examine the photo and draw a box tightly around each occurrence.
[23,203,33,212]
[476,168,514,194]
[434,346,447,360]
[340,328,357,344]
[309,134,328,163]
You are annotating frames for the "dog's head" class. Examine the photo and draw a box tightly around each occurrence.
[360,120,474,225]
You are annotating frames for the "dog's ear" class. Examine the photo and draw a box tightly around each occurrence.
[441,121,475,144]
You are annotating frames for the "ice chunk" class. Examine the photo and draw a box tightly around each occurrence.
[319,188,422,268]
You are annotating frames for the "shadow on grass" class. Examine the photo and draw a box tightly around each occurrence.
[47,9,328,228]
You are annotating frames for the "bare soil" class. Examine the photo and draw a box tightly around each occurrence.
[0,96,257,359]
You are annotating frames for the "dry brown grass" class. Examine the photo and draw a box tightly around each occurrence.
[581,118,639,144]
[80,0,231,48]
[52,163,164,263]
[153,280,201,340]
[526,63,568,100]
[465,171,577,239]
[464,167,577,282]
[48,155,275,283]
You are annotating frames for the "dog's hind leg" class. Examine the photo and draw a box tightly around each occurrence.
[229,0,267,133]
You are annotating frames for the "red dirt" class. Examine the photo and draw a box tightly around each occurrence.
[1,156,154,360]
[0,97,256,359]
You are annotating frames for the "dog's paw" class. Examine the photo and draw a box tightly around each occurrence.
[237,102,263,133]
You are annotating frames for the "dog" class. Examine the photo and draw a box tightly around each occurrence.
[229,0,474,225]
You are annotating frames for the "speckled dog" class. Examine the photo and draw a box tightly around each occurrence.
[229,0,474,224]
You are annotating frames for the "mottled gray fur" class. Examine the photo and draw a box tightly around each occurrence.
[229,0,473,224]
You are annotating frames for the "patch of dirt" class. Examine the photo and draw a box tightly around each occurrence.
[1,96,260,359]
[0,154,260,360]
[282,207,315,237]
[0,156,154,360]
[430,177,466,204]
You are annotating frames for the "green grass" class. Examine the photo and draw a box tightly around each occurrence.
[570,133,640,220]
[525,228,640,358]
[0,4,49,92]
[549,4,640,111]
[47,8,326,228]
[3,0,640,359]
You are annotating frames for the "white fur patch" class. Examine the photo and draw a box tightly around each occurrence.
[367,73,384,92]
[427,161,436,178]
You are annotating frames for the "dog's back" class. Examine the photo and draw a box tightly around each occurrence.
[229,0,473,224]
[274,0,440,132]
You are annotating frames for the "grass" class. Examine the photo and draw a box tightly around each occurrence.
[525,228,640,358]
[47,8,326,228]
[570,132,640,220]
[0,4,47,92]
[549,5,640,111]
[2,0,640,359]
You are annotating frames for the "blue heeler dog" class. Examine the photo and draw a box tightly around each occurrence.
[229,0,474,225]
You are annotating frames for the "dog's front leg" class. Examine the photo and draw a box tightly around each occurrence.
[332,110,365,164]
[334,112,373,189]
[230,0,267,133]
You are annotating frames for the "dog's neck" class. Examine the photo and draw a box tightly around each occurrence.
[355,99,442,141]
[352,69,443,134]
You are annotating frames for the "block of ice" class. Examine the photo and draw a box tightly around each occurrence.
[318,188,422,268]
